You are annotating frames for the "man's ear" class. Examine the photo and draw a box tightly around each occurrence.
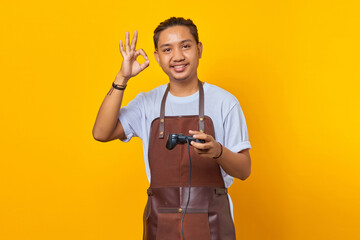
[154,50,160,64]
[197,42,203,58]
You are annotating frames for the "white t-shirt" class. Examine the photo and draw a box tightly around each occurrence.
[118,82,251,188]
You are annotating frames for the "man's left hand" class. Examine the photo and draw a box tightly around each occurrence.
[189,130,221,159]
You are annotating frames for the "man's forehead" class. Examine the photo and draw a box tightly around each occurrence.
[159,39,193,48]
[157,26,196,47]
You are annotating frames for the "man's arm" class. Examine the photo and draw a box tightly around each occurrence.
[189,130,251,180]
[92,31,149,142]
[92,78,127,142]
[214,147,251,180]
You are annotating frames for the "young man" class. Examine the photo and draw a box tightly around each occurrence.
[93,17,251,240]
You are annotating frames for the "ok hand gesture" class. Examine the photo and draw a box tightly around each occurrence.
[117,31,150,82]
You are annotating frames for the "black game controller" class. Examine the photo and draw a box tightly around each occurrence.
[166,133,205,150]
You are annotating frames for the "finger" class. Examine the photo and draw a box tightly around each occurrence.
[130,30,138,51]
[134,49,150,71]
[191,141,211,150]
[125,31,130,53]
[193,133,211,142]
[139,60,150,71]
[189,130,201,135]
[189,130,209,140]
[135,48,149,60]
[119,40,125,56]
[194,134,208,140]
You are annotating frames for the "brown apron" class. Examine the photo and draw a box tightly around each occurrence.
[143,81,236,240]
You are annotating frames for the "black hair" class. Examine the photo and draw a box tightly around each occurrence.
[153,17,199,50]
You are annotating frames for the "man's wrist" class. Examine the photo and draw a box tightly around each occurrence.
[114,74,129,85]
[213,142,223,160]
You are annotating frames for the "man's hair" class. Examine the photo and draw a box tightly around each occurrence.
[153,17,199,50]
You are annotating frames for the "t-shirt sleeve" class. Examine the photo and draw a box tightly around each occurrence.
[118,93,145,142]
[223,101,251,153]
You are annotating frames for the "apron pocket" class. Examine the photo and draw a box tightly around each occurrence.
[156,208,211,240]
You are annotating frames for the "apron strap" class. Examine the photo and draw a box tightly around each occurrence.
[158,80,205,138]
[159,84,170,138]
[198,80,205,133]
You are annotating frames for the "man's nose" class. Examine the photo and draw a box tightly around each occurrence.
[172,47,185,61]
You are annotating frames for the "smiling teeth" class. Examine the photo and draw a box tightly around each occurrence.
[174,65,186,68]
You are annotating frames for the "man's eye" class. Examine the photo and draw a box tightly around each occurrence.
[183,45,191,49]
[163,48,171,52]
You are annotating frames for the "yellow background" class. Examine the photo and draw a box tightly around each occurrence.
[1,0,359,239]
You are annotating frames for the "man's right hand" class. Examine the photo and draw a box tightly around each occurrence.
[93,31,149,142]
[117,31,150,83]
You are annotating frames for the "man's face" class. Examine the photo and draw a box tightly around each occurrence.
[154,25,203,83]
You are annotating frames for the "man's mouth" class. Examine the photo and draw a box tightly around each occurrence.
[171,64,188,72]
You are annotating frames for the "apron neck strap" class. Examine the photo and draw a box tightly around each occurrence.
[159,80,205,139]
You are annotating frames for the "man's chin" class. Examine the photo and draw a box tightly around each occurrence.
[172,76,188,81]
[169,74,194,82]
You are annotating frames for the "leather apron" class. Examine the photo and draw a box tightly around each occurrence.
[143,81,236,240]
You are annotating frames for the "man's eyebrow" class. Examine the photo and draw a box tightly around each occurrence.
[180,39,193,44]
[159,39,193,48]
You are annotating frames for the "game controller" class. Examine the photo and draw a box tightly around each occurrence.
[166,133,205,150]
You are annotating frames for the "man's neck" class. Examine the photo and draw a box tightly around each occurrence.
[169,77,203,97]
